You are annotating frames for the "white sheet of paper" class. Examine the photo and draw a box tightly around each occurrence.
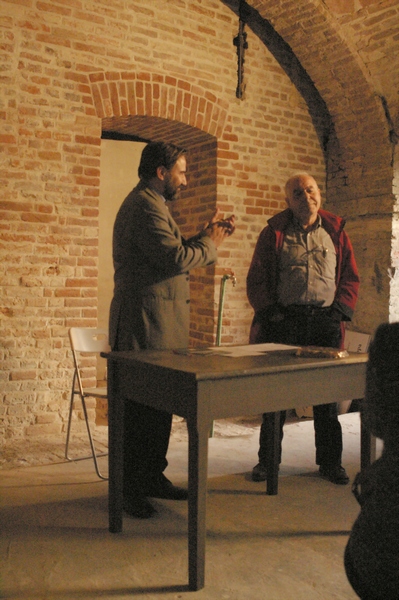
[182,343,299,357]
[213,343,299,357]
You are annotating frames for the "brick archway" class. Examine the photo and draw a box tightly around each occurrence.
[89,71,229,141]
[90,71,229,346]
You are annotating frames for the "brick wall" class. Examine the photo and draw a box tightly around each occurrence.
[0,0,397,445]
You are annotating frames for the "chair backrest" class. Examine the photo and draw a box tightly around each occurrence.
[69,327,110,354]
[69,328,110,397]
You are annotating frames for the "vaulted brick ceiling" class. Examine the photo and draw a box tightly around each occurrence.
[246,0,399,126]
[224,0,398,197]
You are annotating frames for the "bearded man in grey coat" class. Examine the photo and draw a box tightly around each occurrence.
[109,142,235,518]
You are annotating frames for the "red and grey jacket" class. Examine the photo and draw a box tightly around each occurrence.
[247,208,360,344]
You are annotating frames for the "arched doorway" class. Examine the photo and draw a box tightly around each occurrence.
[98,116,220,349]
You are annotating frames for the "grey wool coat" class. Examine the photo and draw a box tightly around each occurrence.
[109,181,218,352]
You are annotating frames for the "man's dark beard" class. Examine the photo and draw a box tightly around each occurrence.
[163,179,180,201]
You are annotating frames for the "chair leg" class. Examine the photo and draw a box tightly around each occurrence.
[80,394,108,481]
[65,378,77,461]
[65,375,108,480]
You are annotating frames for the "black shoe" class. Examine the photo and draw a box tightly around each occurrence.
[252,462,267,482]
[144,474,188,500]
[123,495,157,519]
[319,465,349,485]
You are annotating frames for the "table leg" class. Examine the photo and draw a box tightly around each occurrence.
[265,411,280,495]
[360,411,376,472]
[187,415,210,591]
[107,360,124,533]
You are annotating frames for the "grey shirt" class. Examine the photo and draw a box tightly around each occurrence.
[277,215,337,307]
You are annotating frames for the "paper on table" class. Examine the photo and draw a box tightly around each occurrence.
[175,343,299,358]
[213,343,299,357]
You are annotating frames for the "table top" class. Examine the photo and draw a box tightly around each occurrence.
[102,344,368,382]
[104,345,370,591]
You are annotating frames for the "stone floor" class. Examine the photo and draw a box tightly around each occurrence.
[0,412,378,600]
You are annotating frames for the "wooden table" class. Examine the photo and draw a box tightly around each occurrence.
[103,345,369,591]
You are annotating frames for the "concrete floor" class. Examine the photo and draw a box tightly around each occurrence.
[0,412,377,600]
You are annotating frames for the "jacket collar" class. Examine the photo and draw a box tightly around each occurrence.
[268,208,345,236]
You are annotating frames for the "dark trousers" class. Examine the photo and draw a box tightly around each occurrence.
[113,336,173,497]
[123,400,172,496]
[257,306,344,468]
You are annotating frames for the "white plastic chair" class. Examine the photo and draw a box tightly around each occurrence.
[65,327,110,480]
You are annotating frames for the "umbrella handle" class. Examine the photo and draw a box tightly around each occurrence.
[216,273,236,346]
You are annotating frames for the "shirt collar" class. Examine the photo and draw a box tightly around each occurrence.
[292,213,321,232]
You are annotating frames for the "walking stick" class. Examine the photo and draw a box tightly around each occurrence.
[210,270,237,437]
[216,272,237,346]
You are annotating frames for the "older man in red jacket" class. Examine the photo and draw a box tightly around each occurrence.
[247,173,359,485]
